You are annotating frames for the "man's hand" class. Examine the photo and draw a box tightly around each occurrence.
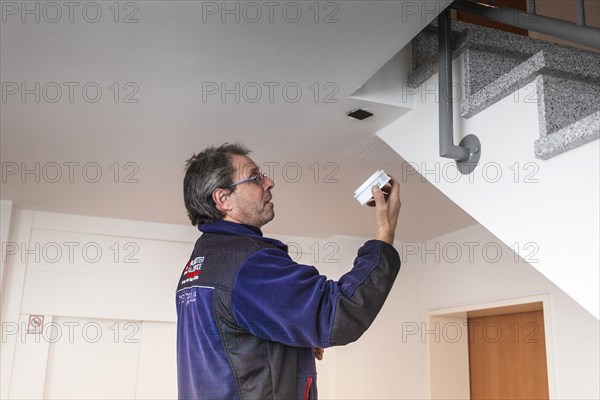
[371,176,401,245]
[313,347,324,361]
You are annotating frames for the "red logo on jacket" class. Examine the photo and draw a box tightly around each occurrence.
[181,256,204,284]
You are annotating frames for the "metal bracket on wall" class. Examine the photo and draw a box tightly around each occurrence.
[438,7,481,175]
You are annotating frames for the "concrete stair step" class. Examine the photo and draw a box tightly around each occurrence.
[534,75,600,159]
[408,20,600,159]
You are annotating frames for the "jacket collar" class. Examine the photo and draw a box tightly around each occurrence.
[199,220,287,250]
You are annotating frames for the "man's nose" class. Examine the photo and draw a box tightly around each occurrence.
[263,175,274,190]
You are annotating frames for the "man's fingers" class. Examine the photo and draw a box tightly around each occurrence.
[373,175,401,244]
[387,177,401,207]
[313,348,324,360]
[371,185,386,208]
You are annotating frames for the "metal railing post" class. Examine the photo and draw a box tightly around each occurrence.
[438,8,481,174]
[527,0,536,15]
[576,0,586,26]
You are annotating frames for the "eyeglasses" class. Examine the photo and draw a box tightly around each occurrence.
[226,172,268,189]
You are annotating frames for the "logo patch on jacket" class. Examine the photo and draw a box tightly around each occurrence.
[181,256,204,285]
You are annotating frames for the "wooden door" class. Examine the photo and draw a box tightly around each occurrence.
[468,310,549,399]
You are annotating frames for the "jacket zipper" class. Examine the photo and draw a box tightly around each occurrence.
[304,377,313,400]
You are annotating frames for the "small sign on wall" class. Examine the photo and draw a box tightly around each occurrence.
[27,315,44,334]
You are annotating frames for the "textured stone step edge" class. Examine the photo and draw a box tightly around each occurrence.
[464,67,599,158]
[408,21,600,89]
[461,50,547,118]
[408,26,468,89]
[534,111,600,159]
[536,74,600,138]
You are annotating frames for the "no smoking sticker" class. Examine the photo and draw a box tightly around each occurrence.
[27,315,43,334]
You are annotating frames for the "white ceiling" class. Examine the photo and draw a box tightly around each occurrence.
[1,0,475,240]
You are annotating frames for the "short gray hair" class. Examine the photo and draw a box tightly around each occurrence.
[183,143,250,226]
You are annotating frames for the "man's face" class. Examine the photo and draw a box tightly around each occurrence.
[224,154,275,228]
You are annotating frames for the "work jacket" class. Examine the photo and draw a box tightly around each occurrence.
[176,220,400,400]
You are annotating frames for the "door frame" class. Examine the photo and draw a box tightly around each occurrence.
[426,294,555,399]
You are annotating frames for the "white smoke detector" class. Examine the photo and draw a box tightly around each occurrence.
[354,170,391,206]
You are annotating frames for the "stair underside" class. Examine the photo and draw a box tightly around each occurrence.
[409,20,600,159]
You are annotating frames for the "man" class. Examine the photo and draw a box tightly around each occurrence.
[177,143,401,400]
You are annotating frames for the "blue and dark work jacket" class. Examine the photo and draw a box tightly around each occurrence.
[176,220,400,400]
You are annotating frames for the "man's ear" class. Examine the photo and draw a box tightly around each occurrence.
[212,188,233,213]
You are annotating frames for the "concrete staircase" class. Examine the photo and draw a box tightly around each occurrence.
[408,20,600,160]
[375,18,599,318]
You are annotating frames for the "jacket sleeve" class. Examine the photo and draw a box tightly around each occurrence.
[231,239,400,348]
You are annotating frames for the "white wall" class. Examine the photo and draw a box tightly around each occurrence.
[378,55,600,318]
[1,209,199,399]
[1,199,13,293]
[333,224,599,399]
